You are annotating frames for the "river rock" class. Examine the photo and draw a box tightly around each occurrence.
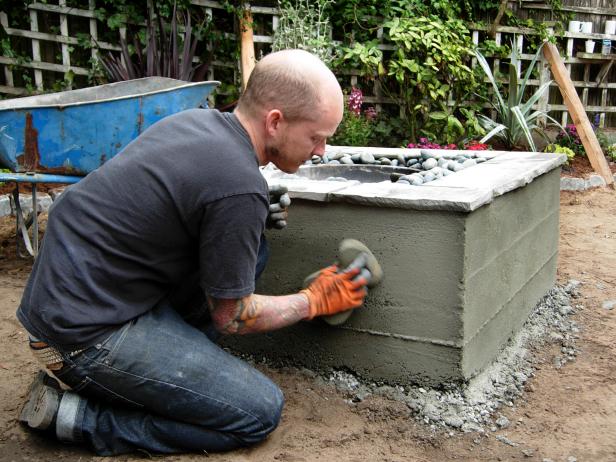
[443,415,464,428]
[422,158,438,170]
[391,159,399,166]
[586,174,606,189]
[407,159,419,167]
[496,416,510,429]
[423,172,436,182]
[340,156,354,165]
[351,154,361,163]
[380,157,392,165]
[462,158,477,168]
[602,300,616,310]
[328,159,340,165]
[360,152,376,164]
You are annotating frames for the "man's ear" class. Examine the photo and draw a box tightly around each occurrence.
[264,109,284,136]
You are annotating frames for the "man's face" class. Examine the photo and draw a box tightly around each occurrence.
[265,103,342,173]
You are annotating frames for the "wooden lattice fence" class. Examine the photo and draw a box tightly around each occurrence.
[1,0,615,128]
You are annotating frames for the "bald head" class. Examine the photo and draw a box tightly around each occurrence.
[236,49,342,122]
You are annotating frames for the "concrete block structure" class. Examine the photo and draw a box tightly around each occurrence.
[224,149,565,386]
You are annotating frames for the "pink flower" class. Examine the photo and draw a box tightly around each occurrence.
[364,107,377,120]
[348,87,363,116]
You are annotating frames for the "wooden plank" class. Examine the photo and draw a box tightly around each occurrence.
[521,2,616,16]
[0,56,89,75]
[0,26,120,51]
[190,0,279,15]
[600,85,608,128]
[28,8,43,90]
[88,0,98,60]
[0,84,26,95]
[576,52,616,61]
[596,61,613,87]
[581,63,590,108]
[59,0,71,88]
[239,5,255,90]
[543,42,613,185]
[28,3,97,19]
[0,13,15,89]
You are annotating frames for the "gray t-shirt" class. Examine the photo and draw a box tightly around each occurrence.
[17,109,269,350]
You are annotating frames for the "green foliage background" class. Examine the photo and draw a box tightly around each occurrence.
[0,0,587,148]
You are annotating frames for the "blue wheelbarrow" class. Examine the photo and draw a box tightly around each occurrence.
[0,77,219,256]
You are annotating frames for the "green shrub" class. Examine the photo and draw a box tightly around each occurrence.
[606,144,616,161]
[338,15,478,144]
[543,144,575,164]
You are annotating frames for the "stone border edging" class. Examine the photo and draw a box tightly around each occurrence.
[560,173,616,191]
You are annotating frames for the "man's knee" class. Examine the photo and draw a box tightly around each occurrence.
[239,382,284,445]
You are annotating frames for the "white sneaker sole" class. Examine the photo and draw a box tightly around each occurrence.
[19,371,60,430]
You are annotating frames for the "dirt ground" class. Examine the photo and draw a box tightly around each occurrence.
[0,187,615,462]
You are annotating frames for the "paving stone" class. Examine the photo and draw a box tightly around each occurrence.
[559,177,586,191]
[585,174,606,189]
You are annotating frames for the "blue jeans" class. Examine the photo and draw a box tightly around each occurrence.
[51,235,282,456]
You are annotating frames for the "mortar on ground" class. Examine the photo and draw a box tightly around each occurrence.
[224,147,567,386]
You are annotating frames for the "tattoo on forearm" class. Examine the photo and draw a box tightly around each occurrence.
[208,293,309,335]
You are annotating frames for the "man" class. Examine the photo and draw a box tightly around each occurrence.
[16,49,369,455]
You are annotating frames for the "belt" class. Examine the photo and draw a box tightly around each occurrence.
[29,339,84,371]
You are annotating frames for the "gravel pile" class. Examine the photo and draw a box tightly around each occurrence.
[326,281,583,433]
[309,150,488,185]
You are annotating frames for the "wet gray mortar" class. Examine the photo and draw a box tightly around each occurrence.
[245,281,582,435]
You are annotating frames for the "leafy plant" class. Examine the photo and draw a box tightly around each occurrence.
[475,42,563,151]
[555,124,584,156]
[555,115,610,158]
[272,0,338,68]
[477,40,510,58]
[338,16,478,144]
[606,144,616,162]
[544,144,575,164]
[100,2,209,82]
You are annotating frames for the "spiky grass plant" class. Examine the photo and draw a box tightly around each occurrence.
[101,2,208,82]
[475,41,563,151]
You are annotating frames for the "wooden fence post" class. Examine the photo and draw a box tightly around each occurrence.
[543,42,614,186]
[239,3,255,90]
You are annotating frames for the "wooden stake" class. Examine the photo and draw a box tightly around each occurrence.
[542,42,614,186]
[239,5,255,91]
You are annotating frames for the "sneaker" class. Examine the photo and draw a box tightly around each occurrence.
[19,371,62,430]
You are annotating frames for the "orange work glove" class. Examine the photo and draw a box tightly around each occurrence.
[301,265,368,319]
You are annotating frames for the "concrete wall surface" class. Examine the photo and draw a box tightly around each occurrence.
[224,166,562,386]
[461,169,561,377]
